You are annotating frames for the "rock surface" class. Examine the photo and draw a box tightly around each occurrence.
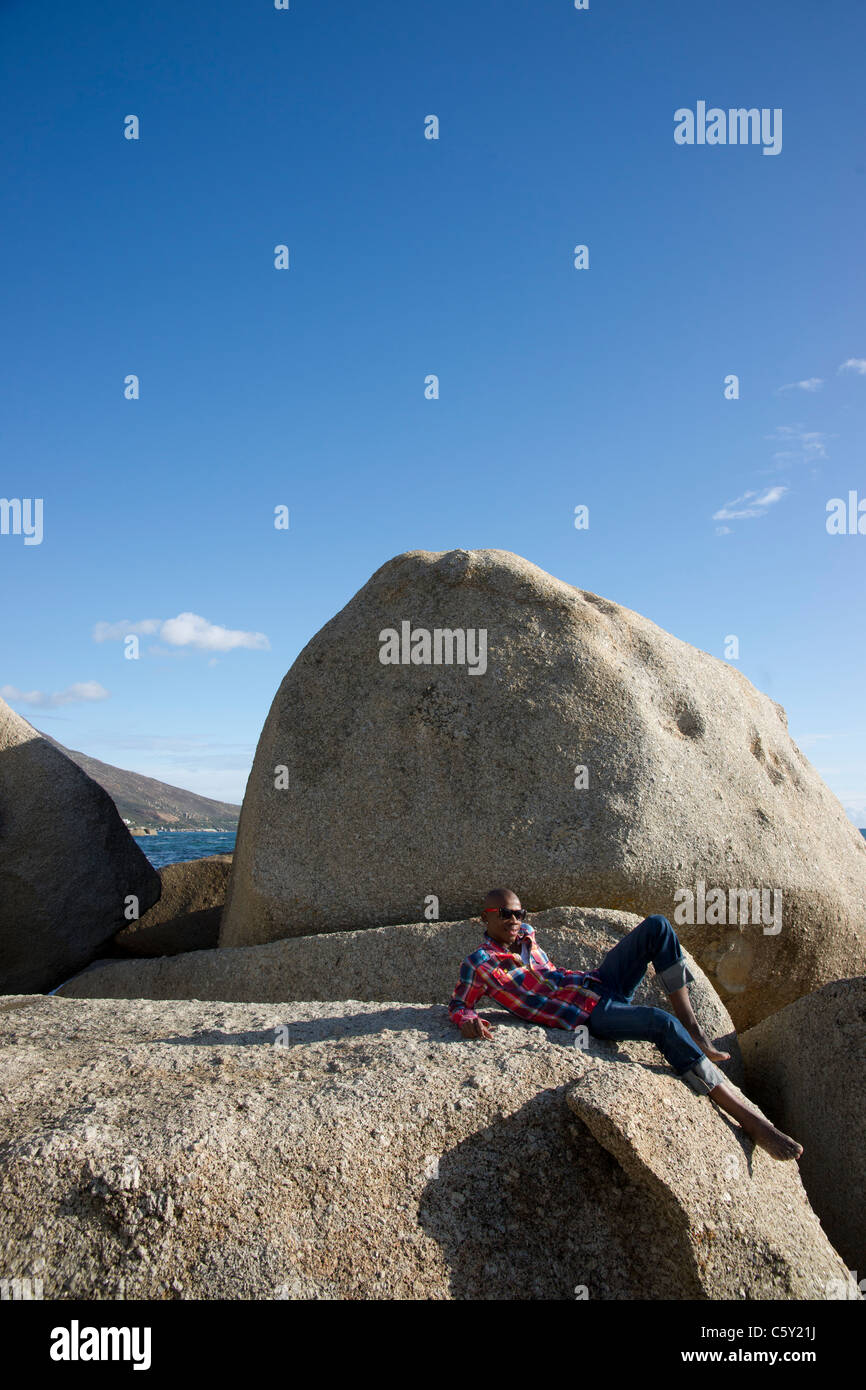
[0,698,161,993]
[112,855,233,957]
[740,977,866,1275]
[219,549,866,1030]
[60,906,743,1085]
[0,994,852,1300]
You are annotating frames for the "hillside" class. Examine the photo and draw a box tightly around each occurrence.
[40,733,241,831]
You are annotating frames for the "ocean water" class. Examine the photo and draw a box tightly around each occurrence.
[133,830,237,869]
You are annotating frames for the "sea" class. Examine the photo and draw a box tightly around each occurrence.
[133,830,237,869]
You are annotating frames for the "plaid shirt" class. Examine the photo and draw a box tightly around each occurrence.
[448,924,603,1032]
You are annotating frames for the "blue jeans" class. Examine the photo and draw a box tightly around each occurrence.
[586,915,726,1095]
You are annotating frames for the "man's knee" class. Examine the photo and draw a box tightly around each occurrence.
[640,913,672,939]
[647,1006,679,1041]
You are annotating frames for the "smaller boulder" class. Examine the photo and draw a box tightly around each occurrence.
[112,855,233,957]
[740,977,866,1277]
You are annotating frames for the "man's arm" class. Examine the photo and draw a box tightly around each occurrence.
[530,943,601,999]
[448,955,496,1039]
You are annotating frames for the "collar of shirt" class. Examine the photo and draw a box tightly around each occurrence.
[483,926,533,958]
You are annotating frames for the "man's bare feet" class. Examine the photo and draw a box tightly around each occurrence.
[684,1020,731,1063]
[736,1108,804,1161]
[708,1080,803,1161]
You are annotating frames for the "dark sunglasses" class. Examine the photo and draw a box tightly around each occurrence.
[484,907,527,921]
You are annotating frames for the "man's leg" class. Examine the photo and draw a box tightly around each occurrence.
[588,997,803,1161]
[666,984,730,1063]
[702,1078,804,1161]
[595,914,691,1000]
[588,995,716,1081]
[595,914,729,1062]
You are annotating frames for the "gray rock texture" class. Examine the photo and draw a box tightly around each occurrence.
[219,548,866,1031]
[0,994,852,1300]
[0,697,161,992]
[60,906,743,1086]
[113,855,233,957]
[740,977,866,1275]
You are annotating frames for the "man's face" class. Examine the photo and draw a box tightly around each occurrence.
[482,892,524,947]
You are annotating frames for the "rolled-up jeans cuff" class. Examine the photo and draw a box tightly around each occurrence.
[657,955,695,992]
[680,1056,726,1095]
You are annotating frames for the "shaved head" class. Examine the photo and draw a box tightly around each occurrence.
[482,887,519,914]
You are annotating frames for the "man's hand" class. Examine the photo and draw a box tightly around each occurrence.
[459,1017,495,1040]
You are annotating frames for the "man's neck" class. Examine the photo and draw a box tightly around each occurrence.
[485,928,526,951]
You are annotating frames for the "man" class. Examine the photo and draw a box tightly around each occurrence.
[448,888,803,1161]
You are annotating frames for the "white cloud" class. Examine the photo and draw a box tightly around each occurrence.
[838,358,866,375]
[92,613,270,653]
[777,378,823,393]
[715,525,731,535]
[713,486,788,522]
[160,613,270,652]
[1,681,110,708]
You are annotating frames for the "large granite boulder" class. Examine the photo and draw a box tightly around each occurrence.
[740,978,866,1275]
[219,549,866,1031]
[112,855,233,957]
[0,994,852,1300]
[59,906,742,1085]
[0,699,161,993]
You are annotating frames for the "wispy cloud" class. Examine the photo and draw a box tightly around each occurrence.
[838,358,866,375]
[93,612,270,653]
[763,424,831,471]
[713,486,788,523]
[1,681,110,708]
[777,378,823,393]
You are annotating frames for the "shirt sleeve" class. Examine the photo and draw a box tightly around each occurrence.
[448,953,489,1028]
[547,967,598,990]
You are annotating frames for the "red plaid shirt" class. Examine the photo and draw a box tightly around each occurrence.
[448,924,603,1032]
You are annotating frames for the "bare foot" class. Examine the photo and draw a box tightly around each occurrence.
[685,1021,731,1063]
[738,1109,804,1161]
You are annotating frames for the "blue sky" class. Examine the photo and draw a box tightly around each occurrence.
[2,0,865,821]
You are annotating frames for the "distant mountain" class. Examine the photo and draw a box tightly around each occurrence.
[40,733,240,831]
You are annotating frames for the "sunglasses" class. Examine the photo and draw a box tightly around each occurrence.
[484,907,527,921]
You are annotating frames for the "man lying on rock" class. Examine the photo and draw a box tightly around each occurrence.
[448,888,803,1161]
